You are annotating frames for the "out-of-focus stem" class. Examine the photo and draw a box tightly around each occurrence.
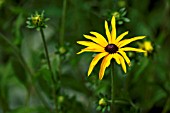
[111,62,115,112]
[59,0,67,46]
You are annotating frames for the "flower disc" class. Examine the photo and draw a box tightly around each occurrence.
[105,44,118,54]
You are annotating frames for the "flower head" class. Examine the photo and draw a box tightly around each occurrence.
[77,16,146,80]
[99,98,107,106]
[26,11,49,30]
[138,41,153,56]
[31,14,41,25]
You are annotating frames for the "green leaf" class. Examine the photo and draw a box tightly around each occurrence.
[26,21,31,25]
[121,10,127,16]
[35,67,53,96]
[118,20,123,25]
[36,27,40,31]
[102,107,106,112]
[44,18,50,21]
[119,7,126,13]
[36,67,52,84]
[26,25,35,29]
[107,106,110,111]
[96,106,102,111]
[123,17,130,22]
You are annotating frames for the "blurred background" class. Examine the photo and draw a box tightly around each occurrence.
[0,0,170,113]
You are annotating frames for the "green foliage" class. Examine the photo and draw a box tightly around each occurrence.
[107,8,130,25]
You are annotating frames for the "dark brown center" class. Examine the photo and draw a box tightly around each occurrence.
[105,44,118,54]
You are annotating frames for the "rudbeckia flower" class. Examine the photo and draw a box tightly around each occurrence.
[138,41,153,56]
[77,16,146,80]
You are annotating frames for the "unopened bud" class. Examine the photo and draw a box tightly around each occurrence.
[99,98,107,106]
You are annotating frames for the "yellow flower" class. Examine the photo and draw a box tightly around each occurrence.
[138,41,153,56]
[77,16,146,80]
[31,14,41,25]
[99,98,107,106]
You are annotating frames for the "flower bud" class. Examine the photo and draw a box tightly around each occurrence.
[99,98,107,106]
[112,12,120,19]
[32,15,41,26]
[59,46,66,54]
[58,95,64,103]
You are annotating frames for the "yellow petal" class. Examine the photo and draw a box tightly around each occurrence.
[144,52,148,56]
[88,52,108,76]
[77,46,105,54]
[112,53,120,64]
[77,41,101,47]
[77,41,105,54]
[117,54,127,73]
[77,40,104,49]
[118,50,131,66]
[115,31,129,44]
[111,16,116,43]
[83,34,106,47]
[120,47,146,52]
[99,54,113,80]
[105,21,112,44]
[143,41,153,51]
[90,32,108,46]
[118,36,146,48]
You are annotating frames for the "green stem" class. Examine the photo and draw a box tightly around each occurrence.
[40,28,55,82]
[0,33,51,112]
[114,100,129,105]
[39,28,57,113]
[24,86,31,106]
[129,99,139,112]
[162,97,170,113]
[59,0,67,46]
[111,62,115,112]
